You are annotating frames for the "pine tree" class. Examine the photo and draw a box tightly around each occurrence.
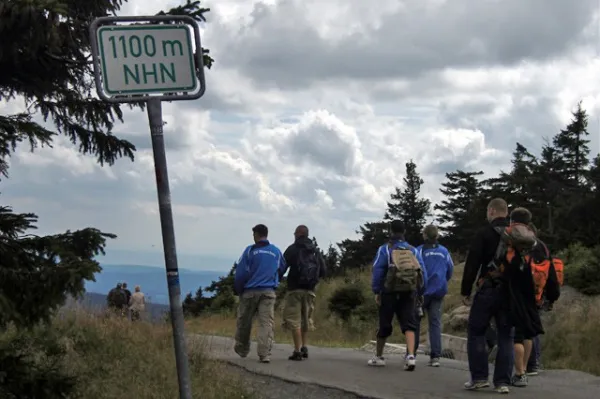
[0,0,212,327]
[337,221,388,270]
[434,170,484,253]
[536,104,592,247]
[384,160,431,246]
[506,143,538,208]
[323,243,340,276]
[552,101,591,190]
[0,2,212,396]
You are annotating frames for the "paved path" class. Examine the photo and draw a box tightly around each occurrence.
[197,335,599,399]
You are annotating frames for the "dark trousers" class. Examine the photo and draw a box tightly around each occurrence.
[467,282,514,387]
[377,291,418,338]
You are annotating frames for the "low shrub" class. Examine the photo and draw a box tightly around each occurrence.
[328,284,367,321]
[558,243,600,296]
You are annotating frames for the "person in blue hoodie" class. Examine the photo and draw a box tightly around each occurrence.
[414,224,454,367]
[368,220,427,371]
[233,224,286,363]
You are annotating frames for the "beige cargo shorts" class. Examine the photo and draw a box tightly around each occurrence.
[282,289,316,332]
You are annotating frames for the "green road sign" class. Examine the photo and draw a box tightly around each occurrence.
[97,24,198,95]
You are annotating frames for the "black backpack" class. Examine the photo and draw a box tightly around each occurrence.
[296,247,320,288]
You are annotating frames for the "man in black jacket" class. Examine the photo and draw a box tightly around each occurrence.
[280,225,327,361]
[462,198,513,394]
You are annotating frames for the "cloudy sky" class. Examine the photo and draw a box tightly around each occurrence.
[3,0,600,270]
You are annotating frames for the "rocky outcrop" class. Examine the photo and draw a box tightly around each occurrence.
[445,305,470,332]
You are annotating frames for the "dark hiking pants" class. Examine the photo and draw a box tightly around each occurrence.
[467,281,514,387]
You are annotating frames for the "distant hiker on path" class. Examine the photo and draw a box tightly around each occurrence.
[368,220,427,371]
[107,282,127,316]
[461,198,513,394]
[122,282,132,319]
[129,285,146,322]
[280,225,327,361]
[233,224,285,363]
[414,224,454,367]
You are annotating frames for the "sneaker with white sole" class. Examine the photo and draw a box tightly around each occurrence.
[464,380,490,390]
[494,385,510,394]
[429,357,440,367]
[512,374,528,387]
[367,356,386,366]
[404,355,416,371]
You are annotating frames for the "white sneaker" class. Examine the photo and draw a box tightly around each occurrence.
[429,357,440,367]
[367,356,386,366]
[404,355,416,371]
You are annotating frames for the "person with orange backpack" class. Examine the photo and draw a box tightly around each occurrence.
[525,224,562,376]
[499,207,545,388]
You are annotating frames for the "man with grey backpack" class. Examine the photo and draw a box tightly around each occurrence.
[368,220,427,371]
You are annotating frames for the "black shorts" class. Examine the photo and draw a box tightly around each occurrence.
[513,327,535,344]
[377,291,418,338]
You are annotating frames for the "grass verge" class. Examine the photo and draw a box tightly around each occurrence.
[0,310,253,399]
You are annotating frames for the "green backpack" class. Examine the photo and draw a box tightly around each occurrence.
[383,243,423,293]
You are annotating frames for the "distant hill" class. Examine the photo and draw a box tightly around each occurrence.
[69,292,170,322]
[85,264,226,305]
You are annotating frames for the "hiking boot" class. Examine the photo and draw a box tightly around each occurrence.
[494,385,510,394]
[429,357,440,367]
[288,351,303,361]
[512,374,528,387]
[367,356,386,366]
[404,354,416,371]
[300,346,309,359]
[259,356,270,363]
[464,380,490,390]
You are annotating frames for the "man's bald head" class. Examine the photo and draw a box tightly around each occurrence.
[486,198,508,222]
[294,225,309,239]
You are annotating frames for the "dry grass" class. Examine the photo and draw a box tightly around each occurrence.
[187,264,466,348]
[2,310,252,399]
[539,293,600,375]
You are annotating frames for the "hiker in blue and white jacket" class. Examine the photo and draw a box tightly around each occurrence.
[233,224,286,363]
[414,224,454,367]
[368,220,427,371]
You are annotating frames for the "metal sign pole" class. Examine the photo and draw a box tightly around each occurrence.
[147,97,192,399]
[89,15,207,398]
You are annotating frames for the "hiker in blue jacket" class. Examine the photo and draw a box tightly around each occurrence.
[368,220,427,371]
[233,224,286,363]
[414,225,454,367]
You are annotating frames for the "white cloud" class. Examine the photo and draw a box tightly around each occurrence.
[2,0,600,269]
